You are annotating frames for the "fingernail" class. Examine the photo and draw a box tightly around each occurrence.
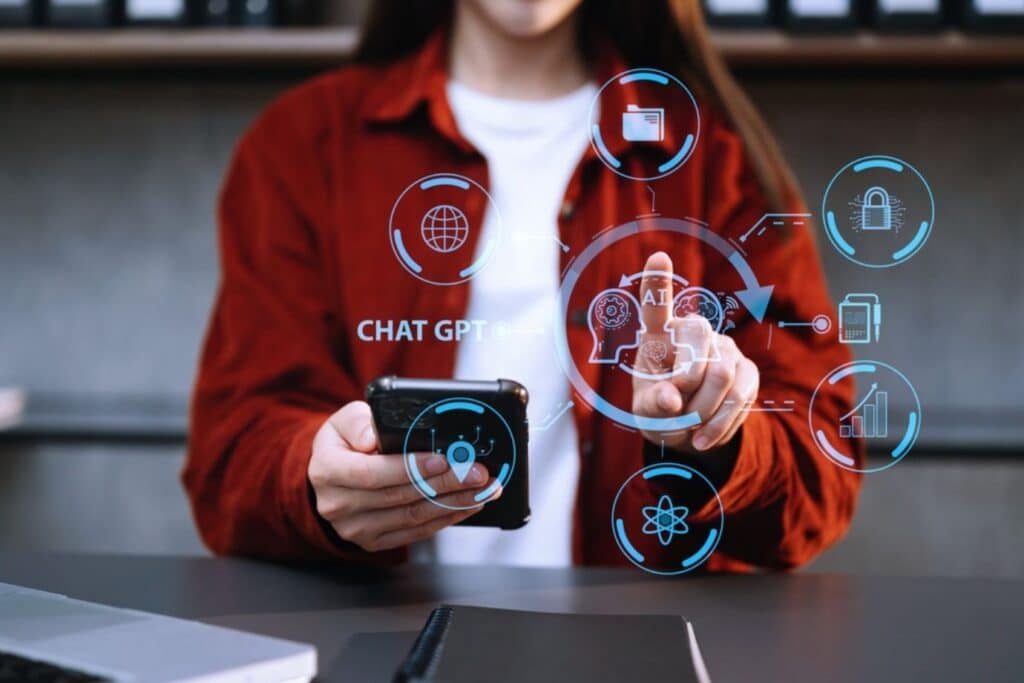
[466,465,486,485]
[361,425,376,449]
[423,454,447,475]
[692,434,710,451]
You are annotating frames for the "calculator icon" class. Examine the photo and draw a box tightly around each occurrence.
[838,293,881,344]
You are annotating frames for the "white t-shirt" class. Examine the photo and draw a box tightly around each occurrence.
[420,81,596,567]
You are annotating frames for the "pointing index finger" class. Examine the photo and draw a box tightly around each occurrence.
[639,251,674,335]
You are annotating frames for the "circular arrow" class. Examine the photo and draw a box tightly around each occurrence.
[556,216,774,433]
[581,217,773,322]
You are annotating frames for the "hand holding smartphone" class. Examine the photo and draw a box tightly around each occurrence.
[367,376,531,530]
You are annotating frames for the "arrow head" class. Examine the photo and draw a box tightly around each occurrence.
[619,274,632,288]
[735,284,774,323]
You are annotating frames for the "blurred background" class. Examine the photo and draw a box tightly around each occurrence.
[1,0,1021,578]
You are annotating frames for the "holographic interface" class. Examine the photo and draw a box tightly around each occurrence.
[642,495,690,546]
[809,360,922,473]
[585,273,725,377]
[389,173,502,286]
[556,215,773,433]
[838,293,882,344]
[402,397,517,510]
[822,155,934,268]
[611,463,723,575]
[588,68,701,181]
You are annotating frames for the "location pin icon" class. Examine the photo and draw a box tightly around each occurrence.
[445,440,476,483]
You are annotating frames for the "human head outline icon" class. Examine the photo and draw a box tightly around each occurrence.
[588,288,646,363]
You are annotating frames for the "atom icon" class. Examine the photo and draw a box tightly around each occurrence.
[595,293,632,329]
[641,495,690,546]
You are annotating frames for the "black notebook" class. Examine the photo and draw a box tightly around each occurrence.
[394,605,711,683]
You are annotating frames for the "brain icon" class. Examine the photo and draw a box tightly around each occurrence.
[674,287,724,333]
[595,293,632,329]
[639,340,669,364]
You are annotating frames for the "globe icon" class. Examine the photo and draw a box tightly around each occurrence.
[420,204,470,253]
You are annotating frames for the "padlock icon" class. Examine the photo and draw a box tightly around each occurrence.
[860,186,892,231]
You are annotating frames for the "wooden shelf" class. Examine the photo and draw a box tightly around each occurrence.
[714,29,1024,68]
[0,28,1022,69]
[0,27,360,68]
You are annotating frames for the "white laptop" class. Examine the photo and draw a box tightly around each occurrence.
[0,582,316,682]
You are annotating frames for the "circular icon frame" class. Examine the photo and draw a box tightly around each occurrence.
[555,215,771,433]
[808,360,922,474]
[402,397,516,510]
[388,173,502,286]
[611,463,724,576]
[588,68,701,181]
[821,154,934,269]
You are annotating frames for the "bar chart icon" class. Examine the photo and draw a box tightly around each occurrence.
[840,382,888,439]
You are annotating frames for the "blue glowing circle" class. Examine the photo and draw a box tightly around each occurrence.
[588,68,701,181]
[611,463,724,576]
[388,173,502,286]
[808,360,922,473]
[402,397,517,510]
[821,155,934,268]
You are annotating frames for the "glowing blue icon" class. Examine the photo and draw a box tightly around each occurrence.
[641,495,689,546]
[446,442,475,482]
[822,155,933,268]
[389,173,501,286]
[840,382,888,440]
[778,313,832,335]
[404,398,515,510]
[838,293,881,344]
[809,360,921,473]
[421,204,469,253]
[860,187,892,231]
[439,427,494,483]
[588,68,700,181]
[622,104,664,142]
[611,463,724,576]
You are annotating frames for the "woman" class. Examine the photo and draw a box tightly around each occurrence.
[183,0,861,571]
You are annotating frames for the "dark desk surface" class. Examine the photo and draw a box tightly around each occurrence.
[0,553,1020,682]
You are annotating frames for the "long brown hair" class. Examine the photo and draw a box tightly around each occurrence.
[355,0,799,211]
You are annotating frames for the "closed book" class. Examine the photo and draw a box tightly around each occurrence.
[124,0,187,24]
[782,0,859,29]
[395,605,711,683]
[46,0,115,26]
[0,0,38,26]
[703,0,774,26]
[872,0,944,29]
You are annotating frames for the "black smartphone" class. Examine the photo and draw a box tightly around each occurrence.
[366,376,530,530]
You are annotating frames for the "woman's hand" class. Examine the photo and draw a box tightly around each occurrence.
[307,401,500,552]
[631,252,760,454]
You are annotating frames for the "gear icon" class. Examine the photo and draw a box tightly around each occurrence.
[595,293,631,329]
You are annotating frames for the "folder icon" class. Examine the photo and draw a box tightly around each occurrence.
[622,105,664,143]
